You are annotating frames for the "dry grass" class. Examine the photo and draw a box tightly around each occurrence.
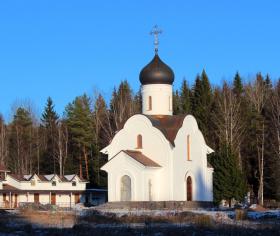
[1,209,280,235]
[235,209,247,221]
[79,210,214,226]
[194,214,213,227]
[20,210,76,228]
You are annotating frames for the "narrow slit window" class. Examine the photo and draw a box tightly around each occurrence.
[169,96,171,111]
[148,96,152,110]
[137,134,142,149]
[187,135,191,161]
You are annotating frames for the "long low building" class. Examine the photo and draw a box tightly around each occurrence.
[0,164,88,208]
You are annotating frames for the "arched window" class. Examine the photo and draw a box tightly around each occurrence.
[120,175,131,201]
[187,135,191,161]
[137,134,142,149]
[186,176,192,201]
[148,96,152,110]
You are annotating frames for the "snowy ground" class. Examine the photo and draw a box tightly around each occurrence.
[78,204,280,221]
[0,206,280,235]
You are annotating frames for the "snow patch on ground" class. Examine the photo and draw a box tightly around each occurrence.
[247,210,280,219]
[84,207,280,222]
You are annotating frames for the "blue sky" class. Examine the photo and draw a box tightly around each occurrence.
[0,1,280,120]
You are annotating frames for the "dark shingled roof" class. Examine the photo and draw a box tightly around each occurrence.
[9,174,27,181]
[37,175,49,181]
[124,150,161,167]
[7,173,87,182]
[144,115,187,146]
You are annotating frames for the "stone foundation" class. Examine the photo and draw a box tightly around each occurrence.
[96,201,213,210]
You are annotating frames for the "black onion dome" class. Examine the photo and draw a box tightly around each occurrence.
[139,54,175,85]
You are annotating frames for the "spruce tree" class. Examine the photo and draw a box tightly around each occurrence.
[191,70,212,142]
[180,78,191,114]
[233,72,243,98]
[109,80,135,130]
[209,143,247,206]
[92,94,110,187]
[134,88,142,114]
[41,97,59,174]
[173,90,181,115]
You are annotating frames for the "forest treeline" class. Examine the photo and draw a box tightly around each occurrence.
[0,70,279,205]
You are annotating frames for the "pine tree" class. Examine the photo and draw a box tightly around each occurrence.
[66,94,93,180]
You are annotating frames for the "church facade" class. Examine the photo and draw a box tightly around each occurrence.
[101,43,214,202]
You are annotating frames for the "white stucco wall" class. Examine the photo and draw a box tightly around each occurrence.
[101,114,214,202]
[172,115,213,201]
[0,173,87,208]
[0,192,80,208]
[102,115,173,201]
[141,84,173,115]
[102,151,160,202]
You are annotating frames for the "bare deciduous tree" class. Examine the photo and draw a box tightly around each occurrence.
[246,74,269,205]
[0,114,8,165]
[213,82,245,167]
[57,121,68,177]
[270,82,280,161]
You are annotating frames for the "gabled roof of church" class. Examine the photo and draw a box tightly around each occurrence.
[105,150,161,168]
[144,115,187,146]
[124,150,161,167]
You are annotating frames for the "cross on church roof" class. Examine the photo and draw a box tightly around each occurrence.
[150,25,162,54]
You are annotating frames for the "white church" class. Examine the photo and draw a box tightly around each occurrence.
[101,29,214,203]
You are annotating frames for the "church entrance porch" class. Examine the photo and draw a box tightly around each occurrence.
[120,175,131,201]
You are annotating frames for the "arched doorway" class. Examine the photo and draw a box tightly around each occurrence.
[120,175,131,201]
[186,176,192,201]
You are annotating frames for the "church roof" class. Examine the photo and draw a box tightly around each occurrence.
[124,150,161,167]
[139,54,174,85]
[144,115,187,146]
